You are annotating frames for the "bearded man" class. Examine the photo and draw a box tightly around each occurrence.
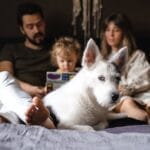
[0,2,53,98]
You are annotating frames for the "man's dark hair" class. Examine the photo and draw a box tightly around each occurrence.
[17,2,44,26]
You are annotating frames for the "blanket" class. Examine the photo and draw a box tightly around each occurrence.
[0,124,150,150]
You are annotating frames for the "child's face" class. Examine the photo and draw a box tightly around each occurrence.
[56,52,78,73]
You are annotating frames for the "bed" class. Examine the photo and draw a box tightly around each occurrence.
[0,123,150,150]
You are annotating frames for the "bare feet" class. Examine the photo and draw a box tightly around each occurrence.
[25,96,56,129]
[0,116,10,123]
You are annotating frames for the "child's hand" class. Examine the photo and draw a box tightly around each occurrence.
[45,84,53,94]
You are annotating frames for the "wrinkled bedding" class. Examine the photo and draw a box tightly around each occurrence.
[0,124,150,150]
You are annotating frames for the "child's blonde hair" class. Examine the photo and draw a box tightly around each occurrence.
[51,37,81,67]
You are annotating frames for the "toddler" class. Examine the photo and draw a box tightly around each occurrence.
[51,36,81,73]
[46,37,81,92]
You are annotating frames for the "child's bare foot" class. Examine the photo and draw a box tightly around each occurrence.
[25,97,56,129]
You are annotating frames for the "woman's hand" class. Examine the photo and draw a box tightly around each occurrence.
[119,84,134,96]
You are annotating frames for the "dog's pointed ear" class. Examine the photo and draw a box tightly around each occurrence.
[109,46,128,70]
[81,38,102,68]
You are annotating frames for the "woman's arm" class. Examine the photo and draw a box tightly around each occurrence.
[119,50,150,96]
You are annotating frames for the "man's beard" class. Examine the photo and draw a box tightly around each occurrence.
[26,32,45,46]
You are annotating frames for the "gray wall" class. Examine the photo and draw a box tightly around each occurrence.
[0,0,150,50]
[0,0,72,39]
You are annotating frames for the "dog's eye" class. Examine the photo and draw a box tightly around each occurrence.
[98,75,105,81]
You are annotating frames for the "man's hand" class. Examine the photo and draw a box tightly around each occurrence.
[29,85,46,98]
[17,80,46,98]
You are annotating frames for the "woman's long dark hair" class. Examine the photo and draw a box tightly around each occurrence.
[100,12,137,59]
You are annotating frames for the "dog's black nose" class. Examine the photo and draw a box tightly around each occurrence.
[112,93,119,103]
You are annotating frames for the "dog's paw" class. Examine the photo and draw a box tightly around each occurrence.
[108,112,127,120]
[93,121,108,130]
[116,112,127,118]
[58,123,95,131]
[74,125,95,131]
[68,125,95,131]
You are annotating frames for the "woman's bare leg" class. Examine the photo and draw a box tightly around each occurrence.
[115,97,148,122]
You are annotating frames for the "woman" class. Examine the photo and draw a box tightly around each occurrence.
[100,12,150,122]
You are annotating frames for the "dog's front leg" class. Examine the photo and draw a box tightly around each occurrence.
[58,123,95,131]
[70,125,95,131]
[107,112,127,120]
[93,121,108,130]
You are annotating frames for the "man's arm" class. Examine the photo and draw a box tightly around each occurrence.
[0,61,46,98]
[16,79,46,98]
[0,61,14,74]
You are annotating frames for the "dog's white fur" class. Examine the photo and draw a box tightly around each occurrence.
[43,39,127,131]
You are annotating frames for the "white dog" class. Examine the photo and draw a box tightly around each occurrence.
[43,39,127,131]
